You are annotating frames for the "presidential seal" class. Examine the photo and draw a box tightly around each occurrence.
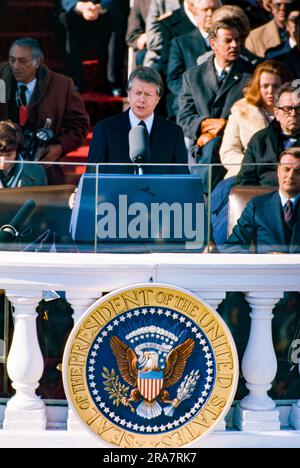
[63,284,238,448]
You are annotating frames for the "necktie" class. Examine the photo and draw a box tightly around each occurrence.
[19,85,28,106]
[138,120,147,128]
[219,69,228,86]
[18,85,29,126]
[284,200,295,230]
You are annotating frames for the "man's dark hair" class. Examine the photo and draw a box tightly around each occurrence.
[9,37,44,62]
[0,120,23,153]
[127,66,164,98]
[275,81,300,106]
[279,147,300,162]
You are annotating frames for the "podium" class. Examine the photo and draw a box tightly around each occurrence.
[70,174,205,250]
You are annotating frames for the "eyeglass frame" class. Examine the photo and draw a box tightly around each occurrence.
[276,106,300,115]
[271,1,295,10]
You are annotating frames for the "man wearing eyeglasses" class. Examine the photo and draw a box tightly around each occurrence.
[246,0,295,57]
[266,3,300,78]
[238,82,300,187]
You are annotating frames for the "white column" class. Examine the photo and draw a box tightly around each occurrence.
[235,291,284,432]
[3,291,46,431]
[290,353,300,429]
[193,291,227,431]
[65,293,100,432]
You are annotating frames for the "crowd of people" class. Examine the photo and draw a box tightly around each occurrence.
[0,0,300,253]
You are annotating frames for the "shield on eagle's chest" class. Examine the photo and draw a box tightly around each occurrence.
[138,371,164,401]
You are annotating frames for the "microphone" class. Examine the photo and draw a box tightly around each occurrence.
[0,199,36,243]
[129,126,150,175]
[34,118,54,161]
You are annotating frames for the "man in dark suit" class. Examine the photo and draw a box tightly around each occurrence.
[238,82,300,187]
[167,0,221,118]
[225,148,300,253]
[177,19,253,191]
[58,0,130,94]
[88,66,188,173]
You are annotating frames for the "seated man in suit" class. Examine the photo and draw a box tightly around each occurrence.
[177,19,254,191]
[245,0,295,58]
[238,81,300,187]
[266,3,300,79]
[126,0,151,66]
[225,147,300,253]
[167,0,221,118]
[88,66,188,173]
[143,0,186,72]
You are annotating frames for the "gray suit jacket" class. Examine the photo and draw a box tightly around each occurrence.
[177,55,253,141]
[144,0,181,70]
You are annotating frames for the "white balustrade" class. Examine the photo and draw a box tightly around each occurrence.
[3,290,46,431]
[0,252,299,443]
[290,356,300,429]
[235,291,284,431]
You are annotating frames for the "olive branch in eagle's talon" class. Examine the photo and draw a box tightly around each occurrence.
[102,367,135,413]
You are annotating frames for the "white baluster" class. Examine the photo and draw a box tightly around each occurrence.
[65,294,100,432]
[4,291,46,431]
[290,355,300,429]
[235,291,284,432]
[193,291,227,430]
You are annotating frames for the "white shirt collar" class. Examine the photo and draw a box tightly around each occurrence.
[17,78,37,100]
[279,191,300,207]
[129,109,154,134]
[183,1,198,27]
[214,58,232,78]
[199,29,210,47]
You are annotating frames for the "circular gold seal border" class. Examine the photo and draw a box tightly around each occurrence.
[63,284,239,448]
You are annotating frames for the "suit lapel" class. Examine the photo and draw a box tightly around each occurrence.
[149,114,160,161]
[202,56,219,94]
[290,201,300,253]
[262,192,286,247]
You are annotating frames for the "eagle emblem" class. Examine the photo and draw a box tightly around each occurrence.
[109,333,195,420]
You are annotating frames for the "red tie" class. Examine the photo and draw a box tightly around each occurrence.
[19,85,28,126]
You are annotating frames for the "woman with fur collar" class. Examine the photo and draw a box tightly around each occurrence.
[220,60,291,179]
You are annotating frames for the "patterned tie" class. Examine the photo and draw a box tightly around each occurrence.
[284,200,295,230]
[219,69,228,86]
[19,84,28,106]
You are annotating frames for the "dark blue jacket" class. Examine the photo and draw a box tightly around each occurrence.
[225,191,300,253]
[88,110,188,174]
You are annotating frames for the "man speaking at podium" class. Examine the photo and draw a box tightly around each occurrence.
[88,66,188,173]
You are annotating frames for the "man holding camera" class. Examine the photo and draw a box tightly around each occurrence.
[0,37,90,184]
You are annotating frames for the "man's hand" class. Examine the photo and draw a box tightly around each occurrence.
[39,144,63,168]
[197,133,216,148]
[75,1,107,21]
[201,118,227,136]
[137,33,147,51]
